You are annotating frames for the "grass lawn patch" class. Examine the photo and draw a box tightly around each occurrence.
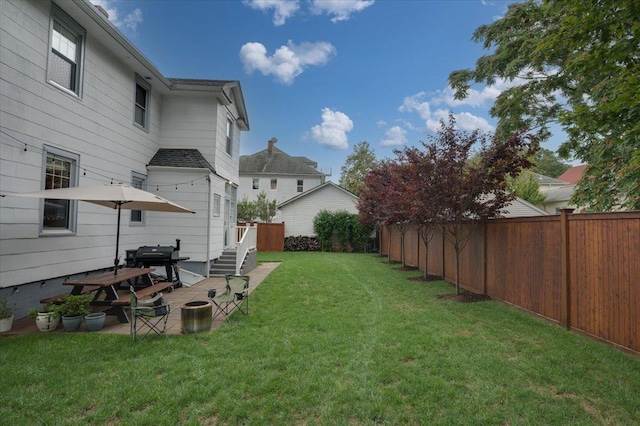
[1,252,639,424]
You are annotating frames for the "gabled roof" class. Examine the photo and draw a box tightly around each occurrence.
[530,172,566,185]
[240,147,326,176]
[277,182,357,208]
[543,185,575,203]
[148,149,215,172]
[557,165,587,184]
[167,79,249,130]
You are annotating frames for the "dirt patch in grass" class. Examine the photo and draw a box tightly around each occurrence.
[408,274,442,282]
[437,291,491,303]
[395,266,418,272]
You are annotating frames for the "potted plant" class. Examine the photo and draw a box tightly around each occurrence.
[28,304,60,332]
[0,296,14,333]
[84,311,107,332]
[58,294,93,332]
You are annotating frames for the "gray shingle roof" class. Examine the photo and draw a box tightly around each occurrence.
[530,172,567,185]
[240,147,325,176]
[148,149,215,172]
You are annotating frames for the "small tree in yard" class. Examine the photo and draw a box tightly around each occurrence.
[254,191,277,223]
[358,160,396,262]
[395,143,440,280]
[237,196,257,222]
[385,160,416,268]
[431,115,536,295]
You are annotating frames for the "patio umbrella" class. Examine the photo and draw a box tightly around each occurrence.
[4,184,195,275]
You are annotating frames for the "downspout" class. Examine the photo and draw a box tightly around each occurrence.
[206,174,211,278]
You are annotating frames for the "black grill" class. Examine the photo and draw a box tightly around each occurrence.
[126,239,188,289]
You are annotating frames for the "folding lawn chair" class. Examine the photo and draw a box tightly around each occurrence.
[207,274,249,321]
[127,286,171,341]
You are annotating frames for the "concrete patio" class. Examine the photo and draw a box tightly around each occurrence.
[3,262,279,337]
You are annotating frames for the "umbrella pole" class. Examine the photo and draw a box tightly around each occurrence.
[114,202,122,275]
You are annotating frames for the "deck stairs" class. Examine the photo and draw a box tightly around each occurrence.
[209,249,245,276]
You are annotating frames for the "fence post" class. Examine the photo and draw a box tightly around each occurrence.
[482,218,487,295]
[560,208,574,329]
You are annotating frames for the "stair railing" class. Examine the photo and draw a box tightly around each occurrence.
[236,224,257,275]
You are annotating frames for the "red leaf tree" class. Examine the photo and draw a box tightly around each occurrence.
[428,115,536,294]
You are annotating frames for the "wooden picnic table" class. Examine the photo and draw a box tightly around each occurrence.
[64,267,155,323]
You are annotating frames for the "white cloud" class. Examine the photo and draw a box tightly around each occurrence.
[310,108,353,150]
[399,91,494,133]
[243,0,300,26]
[310,0,375,23]
[91,1,143,32]
[121,8,143,31]
[239,41,336,84]
[380,126,407,147]
[376,120,387,128]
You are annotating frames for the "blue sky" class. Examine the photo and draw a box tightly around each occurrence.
[92,0,570,180]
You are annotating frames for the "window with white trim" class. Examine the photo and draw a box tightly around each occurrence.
[47,5,85,96]
[252,178,259,190]
[270,179,277,190]
[134,75,150,130]
[226,116,234,155]
[297,179,304,193]
[213,194,221,217]
[42,147,79,233]
[130,173,146,224]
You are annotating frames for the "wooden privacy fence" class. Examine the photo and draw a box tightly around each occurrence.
[380,210,640,354]
[256,222,285,252]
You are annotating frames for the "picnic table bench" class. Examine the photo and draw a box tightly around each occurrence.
[111,281,174,306]
[62,267,155,323]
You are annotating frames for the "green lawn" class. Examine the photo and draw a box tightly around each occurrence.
[1,252,639,425]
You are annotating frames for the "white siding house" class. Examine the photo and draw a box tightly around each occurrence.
[0,0,250,316]
[277,182,359,236]
[239,138,328,209]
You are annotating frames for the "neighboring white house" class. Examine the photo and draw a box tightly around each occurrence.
[0,0,250,315]
[277,182,359,237]
[238,138,329,210]
[500,196,548,218]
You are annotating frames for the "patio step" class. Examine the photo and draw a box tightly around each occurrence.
[209,249,246,276]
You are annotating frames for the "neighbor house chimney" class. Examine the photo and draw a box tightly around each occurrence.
[267,137,277,157]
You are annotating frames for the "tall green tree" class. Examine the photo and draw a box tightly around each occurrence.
[339,141,376,196]
[531,148,571,178]
[507,172,546,206]
[449,0,640,211]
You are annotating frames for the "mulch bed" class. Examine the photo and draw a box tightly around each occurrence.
[408,274,442,282]
[437,291,491,303]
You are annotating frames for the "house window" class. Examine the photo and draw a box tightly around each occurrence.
[134,75,150,131]
[130,173,146,224]
[42,147,79,233]
[226,116,234,155]
[47,5,85,96]
[213,194,221,217]
[270,179,277,190]
[297,179,304,193]
[252,178,259,190]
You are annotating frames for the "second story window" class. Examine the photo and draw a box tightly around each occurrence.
[252,178,259,190]
[226,116,234,155]
[134,75,150,131]
[297,179,304,193]
[48,5,85,96]
[270,179,278,190]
